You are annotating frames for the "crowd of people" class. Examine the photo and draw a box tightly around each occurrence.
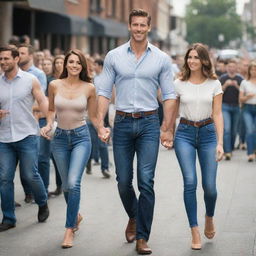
[0,8,255,256]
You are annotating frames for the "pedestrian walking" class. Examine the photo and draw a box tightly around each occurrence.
[96,9,176,255]
[41,49,97,248]
[239,61,256,162]
[174,43,224,250]
[219,59,243,160]
[0,46,49,232]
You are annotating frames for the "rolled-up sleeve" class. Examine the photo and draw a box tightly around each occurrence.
[95,52,115,99]
[159,55,176,101]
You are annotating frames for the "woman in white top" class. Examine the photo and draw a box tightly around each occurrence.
[239,61,256,161]
[174,43,224,250]
[41,49,98,249]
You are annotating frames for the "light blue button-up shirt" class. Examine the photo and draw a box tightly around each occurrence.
[27,65,47,93]
[0,69,39,143]
[95,41,176,112]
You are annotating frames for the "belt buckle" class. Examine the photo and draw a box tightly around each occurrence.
[194,122,199,128]
[132,112,140,118]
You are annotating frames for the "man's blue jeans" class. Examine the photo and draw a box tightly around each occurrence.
[88,122,109,170]
[222,103,240,153]
[113,113,160,241]
[243,104,256,155]
[174,121,218,227]
[0,135,47,224]
[51,125,91,228]
[20,118,51,194]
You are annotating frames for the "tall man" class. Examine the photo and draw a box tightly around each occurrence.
[96,9,176,255]
[0,46,49,232]
[18,44,50,201]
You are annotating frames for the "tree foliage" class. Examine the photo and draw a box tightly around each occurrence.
[185,0,242,48]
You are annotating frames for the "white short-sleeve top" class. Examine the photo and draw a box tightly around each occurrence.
[174,79,223,121]
[240,80,256,105]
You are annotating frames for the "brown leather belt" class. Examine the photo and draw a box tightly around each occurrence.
[116,110,157,118]
[180,118,213,128]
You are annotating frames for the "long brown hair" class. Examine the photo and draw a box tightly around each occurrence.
[60,49,92,83]
[247,61,256,80]
[180,43,217,81]
[52,55,64,78]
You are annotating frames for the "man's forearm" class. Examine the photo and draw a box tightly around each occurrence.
[161,99,177,132]
[97,96,110,128]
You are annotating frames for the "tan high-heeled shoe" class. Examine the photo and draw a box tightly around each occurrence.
[73,213,83,233]
[61,228,74,249]
[191,227,202,250]
[204,216,216,239]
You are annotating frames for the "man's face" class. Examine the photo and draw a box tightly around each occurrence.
[226,62,237,74]
[0,51,18,73]
[18,47,31,66]
[128,16,151,43]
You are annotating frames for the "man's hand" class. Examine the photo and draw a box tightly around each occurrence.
[215,144,224,162]
[160,130,174,150]
[0,109,9,119]
[98,126,111,143]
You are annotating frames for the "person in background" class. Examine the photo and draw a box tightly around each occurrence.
[52,55,65,79]
[41,49,98,248]
[215,59,226,78]
[219,59,243,160]
[18,43,49,202]
[174,43,224,250]
[239,61,256,162]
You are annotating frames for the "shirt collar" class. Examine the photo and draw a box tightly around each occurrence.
[2,68,22,82]
[127,40,152,53]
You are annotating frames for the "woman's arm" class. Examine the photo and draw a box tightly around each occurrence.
[212,93,224,161]
[87,84,98,129]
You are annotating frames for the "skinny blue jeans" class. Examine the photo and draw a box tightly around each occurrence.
[243,104,256,155]
[51,125,91,228]
[174,121,218,227]
[113,113,160,241]
[0,135,47,225]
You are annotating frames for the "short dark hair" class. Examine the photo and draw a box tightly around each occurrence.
[94,58,104,67]
[0,45,19,58]
[129,9,151,26]
[18,43,34,55]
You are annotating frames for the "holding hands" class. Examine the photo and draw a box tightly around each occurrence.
[98,126,111,143]
[160,130,174,150]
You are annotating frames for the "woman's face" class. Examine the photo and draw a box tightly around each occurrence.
[250,66,256,78]
[55,58,64,73]
[187,49,202,72]
[66,54,82,76]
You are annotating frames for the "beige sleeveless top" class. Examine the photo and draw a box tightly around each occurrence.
[54,93,87,130]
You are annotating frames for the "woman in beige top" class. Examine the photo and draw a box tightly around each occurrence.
[41,49,97,249]
[174,43,224,250]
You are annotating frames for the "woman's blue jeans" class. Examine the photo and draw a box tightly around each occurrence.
[174,121,218,227]
[113,113,160,241]
[51,125,91,228]
[243,104,256,155]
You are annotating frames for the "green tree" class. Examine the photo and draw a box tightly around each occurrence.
[185,0,242,48]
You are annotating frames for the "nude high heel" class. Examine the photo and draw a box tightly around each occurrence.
[191,226,202,250]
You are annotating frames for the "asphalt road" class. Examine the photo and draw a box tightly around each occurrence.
[0,146,255,256]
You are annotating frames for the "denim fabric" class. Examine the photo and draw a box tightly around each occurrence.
[238,107,246,144]
[88,122,109,170]
[174,121,218,227]
[51,154,62,187]
[0,135,47,224]
[222,103,240,153]
[51,125,91,228]
[243,104,256,155]
[20,118,51,194]
[113,113,160,241]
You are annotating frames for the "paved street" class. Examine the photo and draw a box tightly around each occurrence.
[0,146,256,256]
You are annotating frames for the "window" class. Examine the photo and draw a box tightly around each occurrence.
[90,0,102,13]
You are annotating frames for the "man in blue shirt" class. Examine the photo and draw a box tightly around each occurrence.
[18,44,50,202]
[0,46,49,232]
[96,9,176,255]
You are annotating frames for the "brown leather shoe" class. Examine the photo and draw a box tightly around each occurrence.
[125,218,136,243]
[136,239,152,255]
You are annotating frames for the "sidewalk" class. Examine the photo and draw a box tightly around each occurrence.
[0,147,255,256]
